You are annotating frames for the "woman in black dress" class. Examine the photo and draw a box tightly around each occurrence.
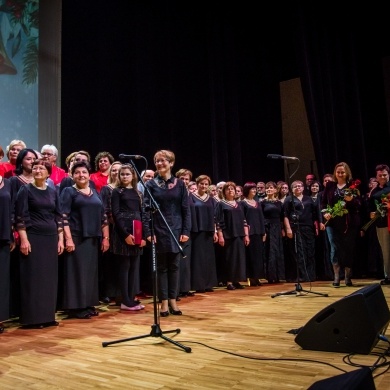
[61,161,110,319]
[144,150,191,317]
[111,164,150,311]
[0,175,15,333]
[240,182,265,286]
[189,174,218,293]
[215,181,250,290]
[261,181,285,284]
[99,161,122,304]
[15,159,64,328]
[283,180,320,282]
[8,148,38,318]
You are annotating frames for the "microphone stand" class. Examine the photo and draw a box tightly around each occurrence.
[102,156,191,352]
[271,159,328,298]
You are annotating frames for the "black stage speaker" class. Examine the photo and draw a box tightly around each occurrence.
[295,283,390,354]
[308,367,376,390]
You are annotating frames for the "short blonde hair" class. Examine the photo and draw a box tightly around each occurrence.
[6,139,26,158]
[154,150,175,165]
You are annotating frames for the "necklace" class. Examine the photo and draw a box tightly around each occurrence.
[32,182,47,190]
[245,198,257,206]
[223,199,236,207]
[74,185,92,196]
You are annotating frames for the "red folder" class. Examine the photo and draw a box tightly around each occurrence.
[133,220,143,245]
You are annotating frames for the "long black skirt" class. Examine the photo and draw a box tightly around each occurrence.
[62,236,99,310]
[224,237,246,282]
[0,242,10,322]
[191,231,218,291]
[19,233,58,325]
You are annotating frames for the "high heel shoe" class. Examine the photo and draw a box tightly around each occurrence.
[160,311,169,317]
[168,301,183,315]
[169,307,182,315]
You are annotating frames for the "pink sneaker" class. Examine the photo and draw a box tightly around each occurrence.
[121,304,143,311]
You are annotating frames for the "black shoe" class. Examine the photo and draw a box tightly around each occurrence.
[87,307,99,316]
[169,306,182,315]
[332,281,340,288]
[68,309,92,319]
[160,311,169,317]
[227,283,236,290]
[380,278,390,285]
[187,291,195,297]
[21,323,44,329]
[44,321,59,327]
[233,282,245,289]
[345,279,353,287]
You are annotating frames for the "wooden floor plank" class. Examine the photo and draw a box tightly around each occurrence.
[1,279,390,389]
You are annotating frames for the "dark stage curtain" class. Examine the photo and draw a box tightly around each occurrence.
[293,4,390,183]
[61,2,390,187]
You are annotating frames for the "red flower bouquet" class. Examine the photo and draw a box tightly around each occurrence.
[343,179,361,197]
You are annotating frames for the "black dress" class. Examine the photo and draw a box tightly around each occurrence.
[99,184,121,300]
[0,178,13,323]
[14,184,62,325]
[283,195,319,282]
[189,192,218,291]
[240,199,266,280]
[261,199,285,283]
[215,200,247,283]
[60,186,107,310]
[111,187,150,307]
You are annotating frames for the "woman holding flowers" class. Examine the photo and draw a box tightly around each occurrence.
[320,162,362,287]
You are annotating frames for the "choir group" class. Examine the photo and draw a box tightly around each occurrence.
[0,140,389,333]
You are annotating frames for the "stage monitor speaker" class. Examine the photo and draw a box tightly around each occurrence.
[295,283,390,354]
[308,367,376,390]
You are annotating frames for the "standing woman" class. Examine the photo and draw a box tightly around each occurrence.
[283,180,320,282]
[60,161,110,319]
[9,148,38,193]
[99,161,122,304]
[8,148,38,318]
[14,159,64,328]
[111,164,150,311]
[261,181,285,284]
[189,174,218,293]
[215,181,250,290]
[321,162,362,287]
[0,139,26,177]
[240,182,266,286]
[144,150,191,317]
[0,175,15,333]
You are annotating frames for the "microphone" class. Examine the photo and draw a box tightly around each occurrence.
[267,154,299,161]
[118,154,143,160]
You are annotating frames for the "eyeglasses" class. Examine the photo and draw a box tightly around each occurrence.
[41,152,54,156]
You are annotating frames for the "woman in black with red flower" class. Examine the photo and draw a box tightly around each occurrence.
[320,162,362,287]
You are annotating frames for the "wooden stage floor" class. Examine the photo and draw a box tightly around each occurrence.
[1,279,390,389]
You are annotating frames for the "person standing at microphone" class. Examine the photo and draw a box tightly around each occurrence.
[144,150,191,317]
